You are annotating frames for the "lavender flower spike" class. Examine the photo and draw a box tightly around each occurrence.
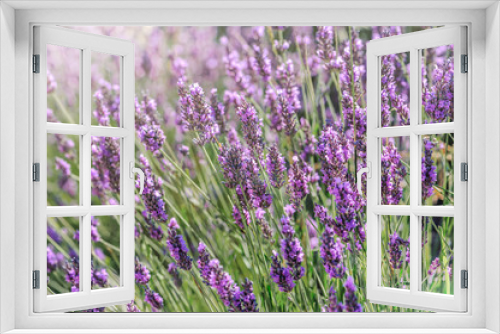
[270,250,295,293]
[422,138,437,200]
[144,287,164,311]
[280,216,305,281]
[320,226,346,279]
[166,218,193,270]
[287,156,309,211]
[343,276,363,312]
[235,98,264,159]
[322,287,344,312]
[197,242,212,285]
[135,260,151,285]
[266,144,286,188]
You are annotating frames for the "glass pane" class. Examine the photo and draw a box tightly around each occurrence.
[380,215,410,289]
[421,216,454,294]
[421,45,454,124]
[381,137,410,205]
[91,216,121,290]
[47,134,79,206]
[91,52,121,127]
[381,51,410,127]
[47,45,80,124]
[91,136,121,205]
[47,217,80,295]
[421,133,454,205]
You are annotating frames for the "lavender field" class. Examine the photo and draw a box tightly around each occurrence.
[45,26,455,312]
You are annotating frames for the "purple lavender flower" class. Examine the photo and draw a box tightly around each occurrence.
[93,90,111,126]
[210,88,227,133]
[47,245,63,273]
[320,227,346,279]
[266,145,286,188]
[428,257,440,276]
[236,99,264,159]
[65,258,80,292]
[166,218,193,270]
[196,242,257,312]
[322,287,344,312]
[280,216,305,281]
[381,53,410,127]
[232,205,250,230]
[314,204,345,241]
[90,216,101,242]
[317,126,351,193]
[91,137,120,199]
[168,262,183,288]
[264,86,282,132]
[343,276,362,312]
[139,155,168,222]
[255,208,273,241]
[47,226,62,244]
[277,90,297,137]
[243,153,272,209]
[92,266,108,288]
[251,44,271,83]
[270,250,295,293]
[138,124,165,153]
[177,79,219,145]
[135,260,151,285]
[197,242,211,285]
[330,177,366,248]
[208,259,238,308]
[422,54,454,123]
[234,278,259,312]
[222,44,255,97]
[387,232,410,269]
[127,300,141,312]
[287,156,309,210]
[144,215,164,241]
[218,144,244,189]
[422,138,437,200]
[276,60,301,114]
[144,287,164,311]
[381,138,407,205]
[81,308,105,313]
[316,26,341,71]
[55,157,77,197]
[47,70,57,94]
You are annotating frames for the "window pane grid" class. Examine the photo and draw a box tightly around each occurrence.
[375,44,457,296]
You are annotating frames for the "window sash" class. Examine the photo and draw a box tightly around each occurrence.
[366,25,467,312]
[33,25,136,313]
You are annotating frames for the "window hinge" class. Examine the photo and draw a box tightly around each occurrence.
[33,54,40,73]
[461,54,468,73]
[33,270,40,289]
[461,270,468,289]
[33,163,40,182]
[461,162,468,181]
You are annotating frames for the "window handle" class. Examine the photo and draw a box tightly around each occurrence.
[357,162,371,195]
[129,162,145,194]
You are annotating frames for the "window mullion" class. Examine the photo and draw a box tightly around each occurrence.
[80,47,92,295]
[409,46,420,294]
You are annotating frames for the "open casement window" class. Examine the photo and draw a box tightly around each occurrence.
[33,26,139,312]
[365,26,467,312]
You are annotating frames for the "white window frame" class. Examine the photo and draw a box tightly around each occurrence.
[33,25,136,312]
[1,2,499,333]
[366,26,467,312]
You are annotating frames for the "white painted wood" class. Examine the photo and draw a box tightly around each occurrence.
[10,6,487,333]
[33,25,135,313]
[366,26,467,312]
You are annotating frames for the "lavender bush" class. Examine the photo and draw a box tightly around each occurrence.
[45,26,455,312]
